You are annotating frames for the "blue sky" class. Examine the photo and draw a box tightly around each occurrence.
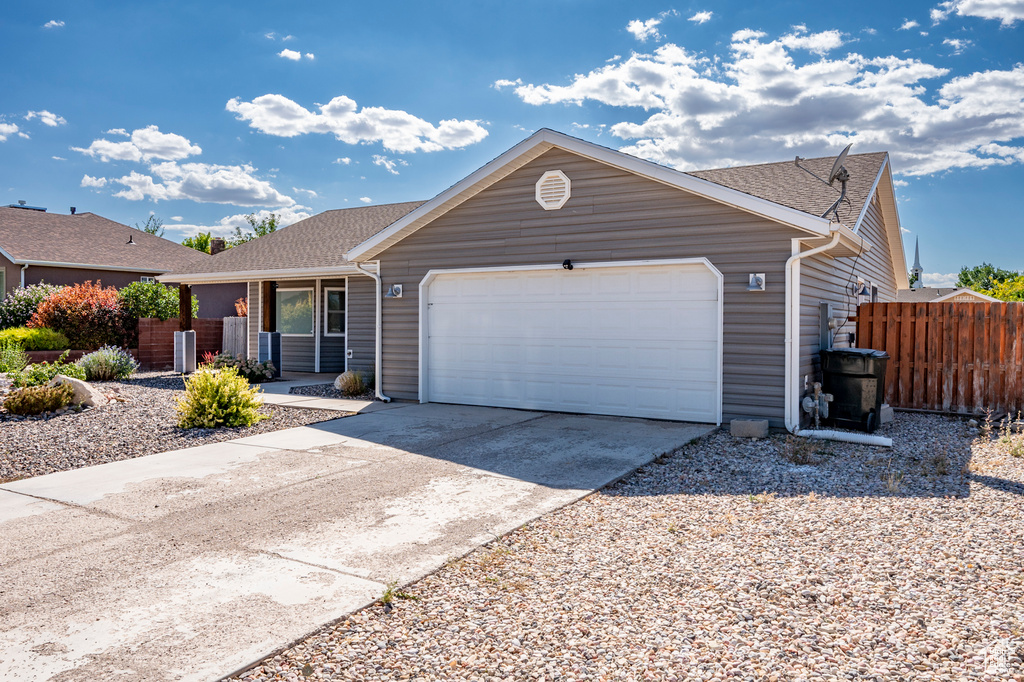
[2,1,1022,286]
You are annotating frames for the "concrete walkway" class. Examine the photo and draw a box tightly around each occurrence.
[0,403,713,681]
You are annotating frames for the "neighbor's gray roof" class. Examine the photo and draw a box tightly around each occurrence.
[896,287,987,302]
[166,201,426,277]
[689,152,888,226]
[0,206,208,272]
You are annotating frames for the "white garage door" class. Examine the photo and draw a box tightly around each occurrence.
[421,260,722,423]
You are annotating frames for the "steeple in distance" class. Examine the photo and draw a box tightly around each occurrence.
[910,237,924,289]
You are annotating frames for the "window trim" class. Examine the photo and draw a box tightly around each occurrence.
[275,287,315,336]
[323,285,347,338]
[139,276,156,284]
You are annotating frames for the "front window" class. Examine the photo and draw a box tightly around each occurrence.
[276,288,313,335]
[324,287,345,336]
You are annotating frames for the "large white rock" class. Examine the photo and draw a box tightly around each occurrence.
[47,374,109,407]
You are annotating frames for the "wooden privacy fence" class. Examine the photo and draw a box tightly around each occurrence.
[222,316,247,357]
[856,302,1024,415]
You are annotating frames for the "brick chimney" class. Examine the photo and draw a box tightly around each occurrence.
[210,237,226,255]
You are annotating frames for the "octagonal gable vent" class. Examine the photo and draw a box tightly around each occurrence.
[535,170,571,210]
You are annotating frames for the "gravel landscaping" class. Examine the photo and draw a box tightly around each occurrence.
[290,383,376,402]
[233,413,1024,681]
[0,372,348,482]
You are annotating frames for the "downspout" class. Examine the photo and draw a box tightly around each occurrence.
[353,261,391,402]
[784,229,893,447]
[21,264,28,288]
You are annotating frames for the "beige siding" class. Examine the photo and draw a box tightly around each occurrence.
[347,275,376,374]
[376,149,807,426]
[247,281,260,359]
[798,194,899,401]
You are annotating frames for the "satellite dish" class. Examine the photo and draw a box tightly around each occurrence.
[828,143,852,185]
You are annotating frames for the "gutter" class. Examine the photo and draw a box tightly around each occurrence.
[21,264,28,288]
[783,228,892,447]
[157,264,377,285]
[352,261,391,403]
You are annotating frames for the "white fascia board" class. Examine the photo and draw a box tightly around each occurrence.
[156,264,376,285]
[15,260,165,273]
[852,155,886,234]
[346,129,832,262]
[0,245,18,263]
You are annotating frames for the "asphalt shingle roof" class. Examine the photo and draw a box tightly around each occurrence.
[167,201,426,277]
[0,207,208,272]
[896,287,989,302]
[689,151,888,226]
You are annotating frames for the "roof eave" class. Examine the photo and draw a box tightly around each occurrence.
[157,264,378,285]
[14,259,168,274]
[345,129,832,262]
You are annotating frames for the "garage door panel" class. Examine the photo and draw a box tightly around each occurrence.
[424,262,721,423]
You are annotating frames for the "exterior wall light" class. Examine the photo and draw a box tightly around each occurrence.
[747,273,766,291]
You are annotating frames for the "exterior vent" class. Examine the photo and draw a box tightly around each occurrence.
[535,170,571,210]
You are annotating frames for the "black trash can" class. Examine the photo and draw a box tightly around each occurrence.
[819,348,889,433]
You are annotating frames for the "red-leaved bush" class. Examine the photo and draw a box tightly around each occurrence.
[28,281,134,350]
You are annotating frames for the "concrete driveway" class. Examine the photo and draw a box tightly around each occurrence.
[0,402,713,681]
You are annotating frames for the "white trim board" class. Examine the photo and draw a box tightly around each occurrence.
[417,257,724,425]
[346,129,834,262]
[157,264,377,285]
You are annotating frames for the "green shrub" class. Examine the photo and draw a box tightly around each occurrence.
[2,383,75,415]
[203,352,275,383]
[9,351,87,388]
[0,339,29,374]
[0,283,63,329]
[118,281,199,322]
[0,327,71,351]
[78,345,139,381]
[176,366,269,429]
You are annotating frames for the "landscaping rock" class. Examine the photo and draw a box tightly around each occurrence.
[730,418,769,438]
[47,374,109,407]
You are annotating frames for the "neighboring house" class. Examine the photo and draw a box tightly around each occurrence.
[165,129,908,429]
[0,204,244,318]
[159,203,426,375]
[896,287,1000,303]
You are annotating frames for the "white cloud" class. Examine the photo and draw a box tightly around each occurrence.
[264,32,276,40]
[900,226,912,234]
[283,35,295,41]
[165,205,312,240]
[43,20,64,29]
[106,128,129,137]
[292,186,318,197]
[304,53,314,60]
[0,122,19,141]
[493,78,522,90]
[110,161,295,206]
[171,216,183,221]
[80,175,107,188]
[333,157,352,165]
[502,28,1024,176]
[932,0,1024,26]
[25,110,66,127]
[943,37,973,53]
[72,125,201,162]
[627,18,664,42]
[689,11,713,24]
[359,196,372,203]
[372,154,408,175]
[863,27,878,35]
[893,179,909,187]
[923,272,960,287]
[899,19,920,29]
[225,93,489,153]
[52,155,66,161]
[278,49,302,61]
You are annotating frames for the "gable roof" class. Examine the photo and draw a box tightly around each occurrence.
[896,287,1000,303]
[0,207,208,273]
[688,151,889,228]
[346,129,891,262]
[161,201,425,283]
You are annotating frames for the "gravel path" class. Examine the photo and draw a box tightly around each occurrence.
[233,413,1024,681]
[0,372,348,482]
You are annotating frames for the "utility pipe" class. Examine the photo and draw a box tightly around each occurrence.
[353,261,391,402]
[783,229,892,447]
[21,264,28,288]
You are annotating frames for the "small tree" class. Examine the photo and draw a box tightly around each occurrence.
[182,231,213,253]
[134,215,165,238]
[119,281,199,321]
[957,263,1018,292]
[228,213,279,247]
[990,275,1024,302]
